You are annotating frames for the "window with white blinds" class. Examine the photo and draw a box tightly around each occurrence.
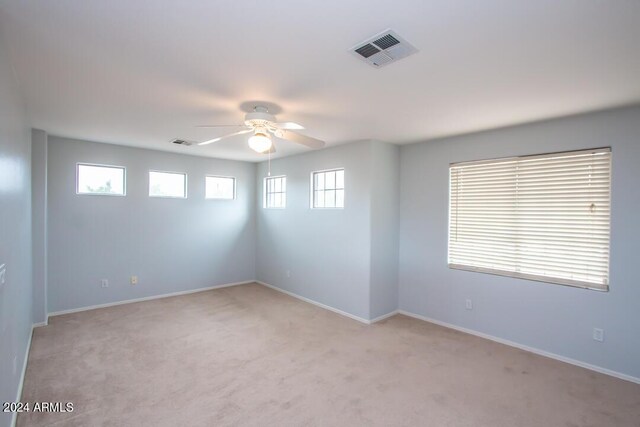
[448,148,611,291]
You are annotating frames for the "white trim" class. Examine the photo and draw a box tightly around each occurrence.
[12,326,35,427]
[76,162,126,196]
[310,168,345,209]
[263,175,286,209]
[369,310,399,324]
[148,169,188,199]
[450,146,611,168]
[48,280,253,317]
[205,175,236,200]
[33,320,48,328]
[256,281,370,324]
[449,264,608,292]
[398,309,640,385]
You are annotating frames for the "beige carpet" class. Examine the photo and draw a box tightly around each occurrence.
[18,283,640,427]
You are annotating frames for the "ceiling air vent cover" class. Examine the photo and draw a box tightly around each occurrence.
[350,29,418,68]
[171,138,192,146]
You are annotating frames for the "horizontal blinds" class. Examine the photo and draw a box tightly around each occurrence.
[449,148,611,290]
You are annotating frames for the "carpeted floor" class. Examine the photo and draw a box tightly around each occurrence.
[18,283,640,426]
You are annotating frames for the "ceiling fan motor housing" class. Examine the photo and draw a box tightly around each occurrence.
[244,110,276,128]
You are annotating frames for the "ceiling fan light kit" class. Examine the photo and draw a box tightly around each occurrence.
[248,128,273,153]
[188,105,325,154]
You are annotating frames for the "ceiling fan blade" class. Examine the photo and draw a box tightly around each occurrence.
[276,130,325,149]
[274,122,304,130]
[198,128,252,146]
[196,124,245,128]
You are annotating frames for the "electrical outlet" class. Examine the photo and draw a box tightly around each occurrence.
[130,276,138,285]
[593,328,604,342]
[465,299,473,310]
[101,279,109,288]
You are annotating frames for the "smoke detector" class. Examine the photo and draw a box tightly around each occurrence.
[350,29,418,68]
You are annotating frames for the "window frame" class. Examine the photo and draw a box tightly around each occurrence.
[448,147,612,292]
[310,167,345,209]
[263,175,287,209]
[205,175,236,200]
[148,169,188,199]
[76,162,127,196]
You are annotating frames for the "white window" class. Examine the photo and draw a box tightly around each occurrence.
[76,163,126,196]
[449,148,611,291]
[312,168,344,209]
[206,176,235,200]
[264,176,286,208]
[149,171,187,198]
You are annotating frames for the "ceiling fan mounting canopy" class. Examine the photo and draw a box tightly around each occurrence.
[244,106,277,128]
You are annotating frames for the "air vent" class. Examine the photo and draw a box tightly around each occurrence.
[350,29,417,68]
[171,139,192,146]
[373,34,400,50]
[355,43,379,59]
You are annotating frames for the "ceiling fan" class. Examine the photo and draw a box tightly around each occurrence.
[196,106,325,153]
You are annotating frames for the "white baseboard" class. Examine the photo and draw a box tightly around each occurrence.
[48,280,254,317]
[33,320,48,328]
[370,310,399,324]
[12,325,35,427]
[398,309,640,385]
[257,281,372,324]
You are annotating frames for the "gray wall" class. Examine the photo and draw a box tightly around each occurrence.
[31,129,47,325]
[255,140,401,321]
[0,33,32,427]
[369,141,400,319]
[256,142,373,320]
[47,137,256,313]
[398,106,640,379]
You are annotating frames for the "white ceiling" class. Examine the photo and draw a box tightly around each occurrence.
[1,0,639,162]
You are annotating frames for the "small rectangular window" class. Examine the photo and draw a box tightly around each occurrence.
[206,176,235,200]
[264,176,286,208]
[312,168,344,208]
[76,163,126,196]
[449,148,611,291]
[149,171,187,198]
